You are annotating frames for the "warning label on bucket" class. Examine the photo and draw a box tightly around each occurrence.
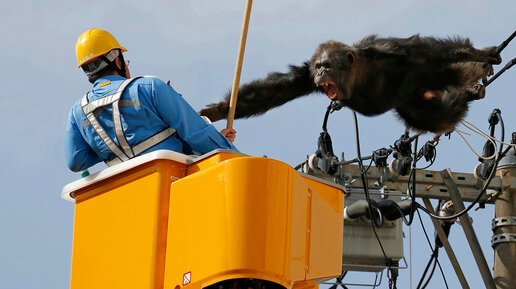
[183,272,191,286]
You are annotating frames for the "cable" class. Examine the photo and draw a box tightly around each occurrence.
[405,136,419,226]
[409,224,413,288]
[420,253,438,289]
[352,111,390,265]
[461,120,515,148]
[414,140,438,170]
[337,155,373,165]
[495,29,516,55]
[416,247,438,289]
[372,272,379,289]
[485,56,516,87]
[433,255,449,289]
[328,271,348,289]
[455,120,498,161]
[390,134,421,227]
[416,145,510,220]
[416,209,436,288]
[362,157,375,174]
[353,112,383,228]
[484,29,516,87]
[454,129,497,160]
[496,111,505,151]
[416,152,436,170]
[417,112,510,220]
[416,209,450,289]
[416,201,446,289]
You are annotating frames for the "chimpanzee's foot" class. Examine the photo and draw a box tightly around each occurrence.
[482,46,502,64]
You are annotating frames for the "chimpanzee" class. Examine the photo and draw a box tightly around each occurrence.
[199,34,501,133]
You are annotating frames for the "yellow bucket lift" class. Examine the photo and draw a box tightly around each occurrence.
[62,150,345,289]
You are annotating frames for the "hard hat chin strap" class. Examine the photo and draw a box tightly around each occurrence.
[82,49,120,77]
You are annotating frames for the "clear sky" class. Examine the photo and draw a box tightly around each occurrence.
[1,0,515,288]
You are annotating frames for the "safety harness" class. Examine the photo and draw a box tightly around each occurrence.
[81,76,176,166]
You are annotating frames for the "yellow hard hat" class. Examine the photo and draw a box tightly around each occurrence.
[75,28,127,68]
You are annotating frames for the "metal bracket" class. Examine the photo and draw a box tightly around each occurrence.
[319,258,407,288]
[492,216,516,230]
[492,233,516,247]
[422,198,470,289]
[340,256,408,271]
[440,169,497,289]
[319,270,383,288]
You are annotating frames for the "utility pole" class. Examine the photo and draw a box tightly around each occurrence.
[494,152,516,289]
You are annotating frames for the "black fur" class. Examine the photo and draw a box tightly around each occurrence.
[199,62,322,121]
[199,34,500,133]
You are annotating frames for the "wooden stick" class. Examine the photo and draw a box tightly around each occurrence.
[226,0,253,129]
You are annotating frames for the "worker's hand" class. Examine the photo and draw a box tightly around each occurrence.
[220,128,236,143]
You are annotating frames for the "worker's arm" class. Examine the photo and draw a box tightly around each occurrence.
[64,110,102,172]
[151,79,238,154]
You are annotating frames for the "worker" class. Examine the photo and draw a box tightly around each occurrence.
[65,28,238,172]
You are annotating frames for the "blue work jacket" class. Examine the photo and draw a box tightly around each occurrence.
[65,75,237,172]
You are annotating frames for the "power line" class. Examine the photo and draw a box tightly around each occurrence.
[416,209,449,289]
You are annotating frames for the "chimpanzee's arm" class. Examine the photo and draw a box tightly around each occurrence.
[199,62,322,121]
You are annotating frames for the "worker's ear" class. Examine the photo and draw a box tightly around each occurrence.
[115,57,131,78]
[114,57,124,69]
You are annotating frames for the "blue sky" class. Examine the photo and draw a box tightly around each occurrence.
[1,1,515,288]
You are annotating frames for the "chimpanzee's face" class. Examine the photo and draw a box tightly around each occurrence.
[313,50,342,100]
[311,41,355,101]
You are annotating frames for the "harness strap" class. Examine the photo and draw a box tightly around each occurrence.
[105,127,176,167]
[81,100,141,129]
[81,93,129,163]
[112,77,141,158]
[81,76,176,166]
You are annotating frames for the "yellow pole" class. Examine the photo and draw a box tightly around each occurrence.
[227,0,253,129]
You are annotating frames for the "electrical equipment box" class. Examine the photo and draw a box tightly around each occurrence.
[341,191,404,272]
[62,150,345,289]
[303,170,404,273]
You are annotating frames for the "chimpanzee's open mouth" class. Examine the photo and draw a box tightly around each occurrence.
[316,81,339,100]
